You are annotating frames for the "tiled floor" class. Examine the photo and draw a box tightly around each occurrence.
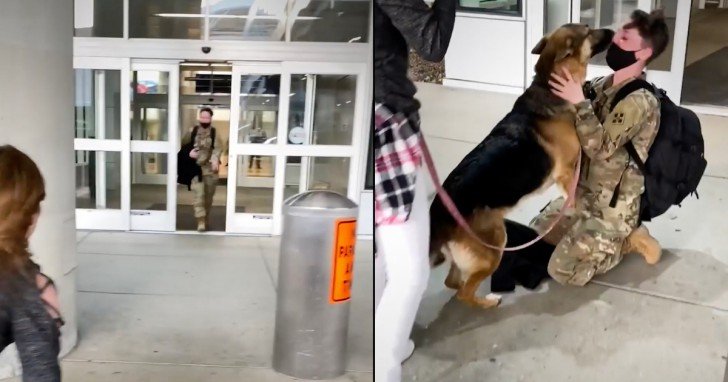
[4,232,373,382]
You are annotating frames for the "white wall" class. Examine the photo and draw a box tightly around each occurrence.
[444,15,526,92]
[445,0,547,93]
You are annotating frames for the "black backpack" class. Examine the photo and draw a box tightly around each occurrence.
[176,126,216,190]
[597,79,707,222]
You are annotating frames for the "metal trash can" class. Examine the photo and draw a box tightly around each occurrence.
[273,191,359,380]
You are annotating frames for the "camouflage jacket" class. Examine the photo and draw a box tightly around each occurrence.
[182,126,223,175]
[574,74,660,212]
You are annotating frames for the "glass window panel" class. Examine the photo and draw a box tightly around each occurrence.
[74,0,124,37]
[238,75,280,144]
[180,64,233,95]
[75,69,122,140]
[545,0,571,34]
[287,74,356,146]
[131,152,168,210]
[682,3,728,106]
[289,0,370,43]
[131,71,170,141]
[458,0,521,16]
[235,155,275,214]
[129,0,203,39]
[207,0,286,41]
[75,150,122,209]
[284,156,350,200]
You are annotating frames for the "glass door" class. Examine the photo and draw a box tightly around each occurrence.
[129,61,180,231]
[226,62,368,235]
[74,57,130,230]
[571,0,691,100]
[227,64,283,234]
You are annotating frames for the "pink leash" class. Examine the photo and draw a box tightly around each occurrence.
[420,136,580,252]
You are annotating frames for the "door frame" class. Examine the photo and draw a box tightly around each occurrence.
[73,57,131,231]
[129,60,181,232]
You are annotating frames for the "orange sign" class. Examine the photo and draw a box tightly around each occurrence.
[330,218,357,304]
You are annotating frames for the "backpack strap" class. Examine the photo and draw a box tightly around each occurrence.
[211,127,216,150]
[609,79,653,112]
[624,141,646,174]
[606,79,653,208]
[191,125,199,145]
[610,79,653,172]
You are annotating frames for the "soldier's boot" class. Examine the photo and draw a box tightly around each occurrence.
[197,217,206,232]
[622,225,661,265]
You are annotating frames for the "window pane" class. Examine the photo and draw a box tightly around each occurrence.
[284,156,350,200]
[458,0,521,15]
[129,0,203,39]
[289,0,370,43]
[239,75,280,144]
[207,0,286,41]
[74,0,124,37]
[75,150,122,209]
[288,74,357,146]
[74,69,122,140]
[235,155,275,214]
[131,152,168,211]
[131,71,170,141]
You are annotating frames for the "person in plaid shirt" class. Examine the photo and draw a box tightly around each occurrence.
[373,0,456,381]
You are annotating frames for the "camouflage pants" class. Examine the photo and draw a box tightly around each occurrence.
[192,174,218,219]
[530,195,639,286]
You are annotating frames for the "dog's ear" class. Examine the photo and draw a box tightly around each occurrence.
[556,48,574,61]
[531,36,548,54]
[555,37,574,61]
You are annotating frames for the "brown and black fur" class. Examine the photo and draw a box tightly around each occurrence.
[429,24,614,308]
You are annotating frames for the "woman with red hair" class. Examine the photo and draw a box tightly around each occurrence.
[0,145,63,381]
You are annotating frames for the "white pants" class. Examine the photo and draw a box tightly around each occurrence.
[374,168,430,382]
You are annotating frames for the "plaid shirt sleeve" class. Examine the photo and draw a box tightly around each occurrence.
[374,104,423,226]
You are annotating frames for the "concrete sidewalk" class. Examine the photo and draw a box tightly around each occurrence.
[5,232,373,382]
[403,83,728,381]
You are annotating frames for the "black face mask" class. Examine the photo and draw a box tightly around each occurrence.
[200,122,211,128]
[605,44,639,71]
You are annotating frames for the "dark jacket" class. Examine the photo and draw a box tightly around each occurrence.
[177,138,201,190]
[0,261,61,382]
[374,0,457,114]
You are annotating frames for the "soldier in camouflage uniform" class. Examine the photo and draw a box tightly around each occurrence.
[182,108,223,232]
[535,10,669,286]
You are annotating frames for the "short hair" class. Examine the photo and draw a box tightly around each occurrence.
[199,107,214,117]
[624,9,670,64]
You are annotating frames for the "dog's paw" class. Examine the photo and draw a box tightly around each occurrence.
[485,293,503,306]
[471,293,502,309]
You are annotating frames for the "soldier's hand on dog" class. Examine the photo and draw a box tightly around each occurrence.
[549,68,586,105]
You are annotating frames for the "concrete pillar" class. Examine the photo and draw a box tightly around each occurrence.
[0,0,78,378]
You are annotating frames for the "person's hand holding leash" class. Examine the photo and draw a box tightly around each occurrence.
[550,68,586,105]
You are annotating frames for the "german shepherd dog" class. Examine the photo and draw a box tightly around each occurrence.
[429,24,614,308]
